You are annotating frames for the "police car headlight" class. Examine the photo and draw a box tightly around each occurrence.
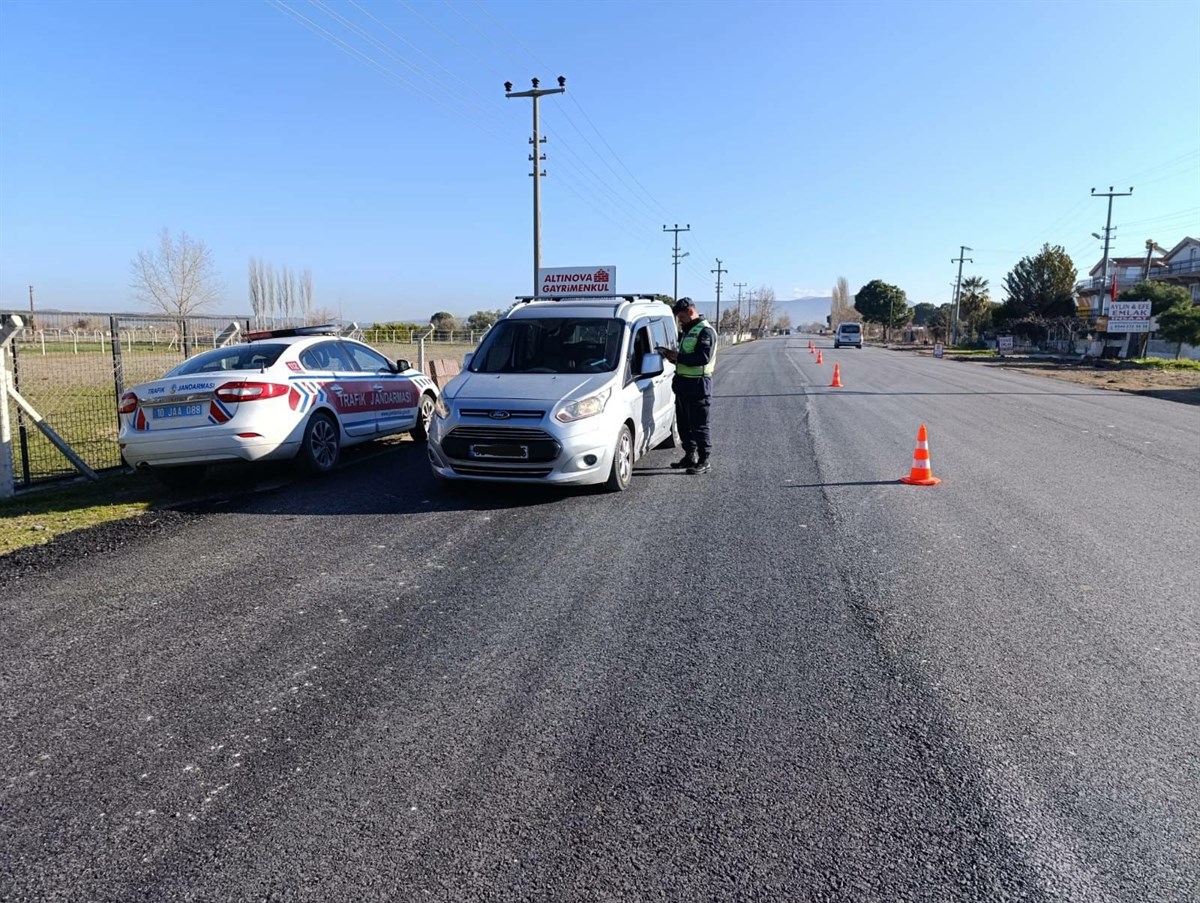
[434,396,451,419]
[555,388,611,423]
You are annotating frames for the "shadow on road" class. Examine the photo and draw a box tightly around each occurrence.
[784,480,901,488]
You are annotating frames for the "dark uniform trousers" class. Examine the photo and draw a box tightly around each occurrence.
[673,374,712,460]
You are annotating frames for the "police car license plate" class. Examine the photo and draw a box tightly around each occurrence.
[469,443,528,460]
[152,403,203,419]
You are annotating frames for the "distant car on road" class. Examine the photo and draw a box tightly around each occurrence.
[834,322,863,348]
[118,326,439,486]
[428,295,679,492]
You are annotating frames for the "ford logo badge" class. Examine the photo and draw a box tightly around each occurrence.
[489,410,511,420]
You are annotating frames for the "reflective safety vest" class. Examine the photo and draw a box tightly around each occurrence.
[676,318,716,378]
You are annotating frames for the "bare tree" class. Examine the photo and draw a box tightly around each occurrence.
[248,257,267,326]
[831,276,856,328]
[265,264,277,324]
[307,305,337,326]
[300,268,314,321]
[752,285,776,334]
[130,228,222,317]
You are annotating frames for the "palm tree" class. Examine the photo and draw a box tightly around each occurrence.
[957,276,991,340]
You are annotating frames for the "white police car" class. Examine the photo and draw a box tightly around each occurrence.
[118,326,438,485]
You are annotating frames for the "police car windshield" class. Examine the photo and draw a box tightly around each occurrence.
[167,344,289,376]
[470,318,624,374]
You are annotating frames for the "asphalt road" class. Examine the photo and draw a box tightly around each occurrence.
[3,337,1198,902]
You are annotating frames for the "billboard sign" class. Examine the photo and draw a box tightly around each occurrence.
[537,266,616,297]
[1107,300,1152,333]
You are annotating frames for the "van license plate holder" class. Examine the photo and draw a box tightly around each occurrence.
[469,443,529,460]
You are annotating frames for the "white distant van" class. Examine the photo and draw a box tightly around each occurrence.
[427,295,680,492]
[834,322,863,348]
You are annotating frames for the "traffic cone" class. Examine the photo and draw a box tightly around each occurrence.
[808,341,814,354]
[816,349,823,364]
[830,363,843,387]
[900,424,941,486]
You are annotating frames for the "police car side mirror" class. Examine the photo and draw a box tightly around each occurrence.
[395,359,412,372]
[641,352,664,378]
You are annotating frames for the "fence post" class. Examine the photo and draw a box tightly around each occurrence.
[0,315,20,500]
[181,318,192,359]
[110,316,125,410]
[10,334,31,487]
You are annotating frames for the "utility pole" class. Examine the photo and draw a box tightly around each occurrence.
[711,258,727,330]
[662,223,691,301]
[732,281,747,336]
[506,76,566,297]
[27,286,34,330]
[950,246,973,346]
[1091,186,1133,316]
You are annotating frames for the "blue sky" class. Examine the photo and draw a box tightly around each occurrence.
[1,0,1197,323]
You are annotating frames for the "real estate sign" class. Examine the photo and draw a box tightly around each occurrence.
[1107,300,1152,333]
[536,266,616,297]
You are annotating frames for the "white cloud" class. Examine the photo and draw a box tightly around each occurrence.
[791,287,825,298]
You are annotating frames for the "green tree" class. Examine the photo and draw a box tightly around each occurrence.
[1000,244,1077,320]
[854,280,911,338]
[958,276,992,338]
[467,309,503,331]
[1156,303,1200,359]
[1118,280,1192,316]
[912,302,938,326]
[430,311,458,331]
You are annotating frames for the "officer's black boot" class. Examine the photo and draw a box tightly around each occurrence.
[687,457,711,475]
[670,451,698,469]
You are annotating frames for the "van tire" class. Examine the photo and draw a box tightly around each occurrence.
[297,411,340,475]
[605,424,634,492]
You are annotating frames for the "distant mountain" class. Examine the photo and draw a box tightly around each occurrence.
[778,296,832,329]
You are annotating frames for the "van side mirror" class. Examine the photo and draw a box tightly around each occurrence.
[462,352,474,369]
[395,359,412,372]
[640,352,664,378]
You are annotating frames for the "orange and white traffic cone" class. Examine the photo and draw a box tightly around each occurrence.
[830,363,843,387]
[809,341,815,354]
[816,349,823,364]
[900,424,941,486]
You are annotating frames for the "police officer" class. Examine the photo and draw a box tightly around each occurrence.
[660,297,716,474]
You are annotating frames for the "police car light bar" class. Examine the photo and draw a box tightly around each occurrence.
[243,324,340,341]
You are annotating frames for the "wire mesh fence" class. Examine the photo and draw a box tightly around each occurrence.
[1,310,485,488]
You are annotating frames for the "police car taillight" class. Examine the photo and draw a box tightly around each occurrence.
[118,391,139,414]
[214,381,289,403]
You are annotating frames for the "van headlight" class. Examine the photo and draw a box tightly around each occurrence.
[554,388,611,423]
[434,396,451,419]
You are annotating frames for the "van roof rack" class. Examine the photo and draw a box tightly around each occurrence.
[243,324,340,341]
[512,293,663,304]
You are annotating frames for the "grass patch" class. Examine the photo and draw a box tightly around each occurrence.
[0,474,169,555]
[943,348,997,356]
[1127,357,1200,371]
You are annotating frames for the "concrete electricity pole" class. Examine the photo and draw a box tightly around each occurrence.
[505,76,566,297]
[711,258,727,330]
[1091,186,1133,315]
[27,286,34,330]
[732,281,747,335]
[663,224,691,301]
[950,246,973,345]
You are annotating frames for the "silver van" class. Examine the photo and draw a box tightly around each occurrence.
[427,296,680,491]
[834,321,863,348]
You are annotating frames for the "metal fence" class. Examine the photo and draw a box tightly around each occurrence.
[1,310,485,489]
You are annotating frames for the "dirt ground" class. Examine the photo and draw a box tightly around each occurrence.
[964,357,1200,405]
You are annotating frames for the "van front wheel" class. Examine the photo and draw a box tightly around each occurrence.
[605,425,634,492]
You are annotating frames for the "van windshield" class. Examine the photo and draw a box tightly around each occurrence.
[470,318,625,373]
[840,324,861,333]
